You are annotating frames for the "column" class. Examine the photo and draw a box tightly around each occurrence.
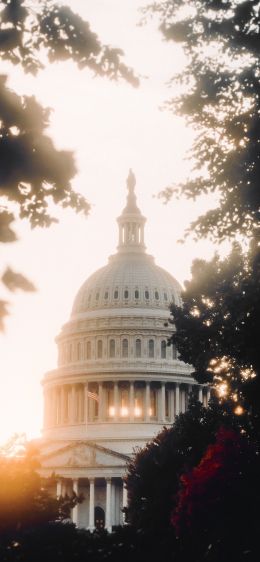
[105,478,112,532]
[56,478,62,498]
[145,381,150,422]
[175,383,180,416]
[84,382,89,423]
[129,381,134,421]
[198,386,203,403]
[114,381,119,420]
[160,382,166,422]
[98,382,103,421]
[122,480,128,524]
[71,384,76,423]
[60,386,65,424]
[88,478,95,531]
[72,479,79,526]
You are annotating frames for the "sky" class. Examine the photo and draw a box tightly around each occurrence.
[0,0,220,444]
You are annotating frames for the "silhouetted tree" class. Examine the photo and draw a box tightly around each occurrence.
[172,427,260,562]
[169,241,260,419]
[125,397,246,534]
[145,1,260,414]
[0,0,138,328]
[146,0,259,243]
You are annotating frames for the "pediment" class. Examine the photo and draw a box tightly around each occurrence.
[40,440,129,469]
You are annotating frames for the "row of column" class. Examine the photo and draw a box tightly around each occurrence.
[57,477,127,532]
[45,382,211,428]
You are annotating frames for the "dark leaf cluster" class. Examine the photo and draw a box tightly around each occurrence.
[169,241,260,418]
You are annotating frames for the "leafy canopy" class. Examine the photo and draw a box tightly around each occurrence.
[146,0,260,242]
[0,0,138,329]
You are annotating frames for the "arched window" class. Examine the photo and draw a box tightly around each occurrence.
[109,339,115,358]
[155,290,159,300]
[86,341,91,360]
[164,292,167,301]
[135,289,139,299]
[124,289,129,299]
[145,290,149,300]
[104,291,108,300]
[172,344,177,359]
[161,340,167,359]
[114,289,119,299]
[135,338,141,358]
[97,340,103,359]
[122,338,128,358]
[148,339,154,358]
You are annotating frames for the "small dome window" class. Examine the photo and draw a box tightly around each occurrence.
[161,340,167,359]
[122,338,128,358]
[148,339,154,358]
[145,290,149,300]
[135,289,139,299]
[109,339,115,358]
[114,290,119,299]
[88,293,92,302]
[135,338,141,358]
[155,290,159,300]
[95,292,99,300]
[164,292,167,301]
[97,340,103,359]
[124,290,129,299]
[104,291,108,300]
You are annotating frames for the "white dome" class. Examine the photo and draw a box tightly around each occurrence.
[71,252,182,316]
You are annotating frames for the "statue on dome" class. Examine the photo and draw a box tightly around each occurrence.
[127,168,136,193]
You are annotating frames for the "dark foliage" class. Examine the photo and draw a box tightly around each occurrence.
[146,0,260,242]
[0,0,138,329]
[172,427,260,562]
[169,241,260,416]
[145,0,260,416]
[125,396,247,534]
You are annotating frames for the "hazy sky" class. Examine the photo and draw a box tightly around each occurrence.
[0,0,220,443]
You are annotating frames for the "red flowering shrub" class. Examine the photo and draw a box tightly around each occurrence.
[172,427,260,561]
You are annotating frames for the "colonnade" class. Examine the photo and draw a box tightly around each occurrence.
[56,476,127,531]
[44,381,210,429]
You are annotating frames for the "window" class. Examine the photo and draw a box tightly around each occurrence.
[122,338,128,358]
[86,341,91,360]
[109,339,115,358]
[124,289,129,299]
[135,338,141,358]
[172,344,177,359]
[95,292,99,300]
[135,289,139,299]
[148,339,154,358]
[104,291,108,300]
[164,292,167,301]
[114,290,119,299]
[77,342,81,360]
[155,290,159,300]
[161,340,166,359]
[69,344,73,362]
[97,340,103,358]
[145,290,149,300]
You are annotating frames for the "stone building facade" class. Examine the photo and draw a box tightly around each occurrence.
[38,172,209,531]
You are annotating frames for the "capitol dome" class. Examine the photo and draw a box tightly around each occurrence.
[71,252,182,316]
[39,171,210,531]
